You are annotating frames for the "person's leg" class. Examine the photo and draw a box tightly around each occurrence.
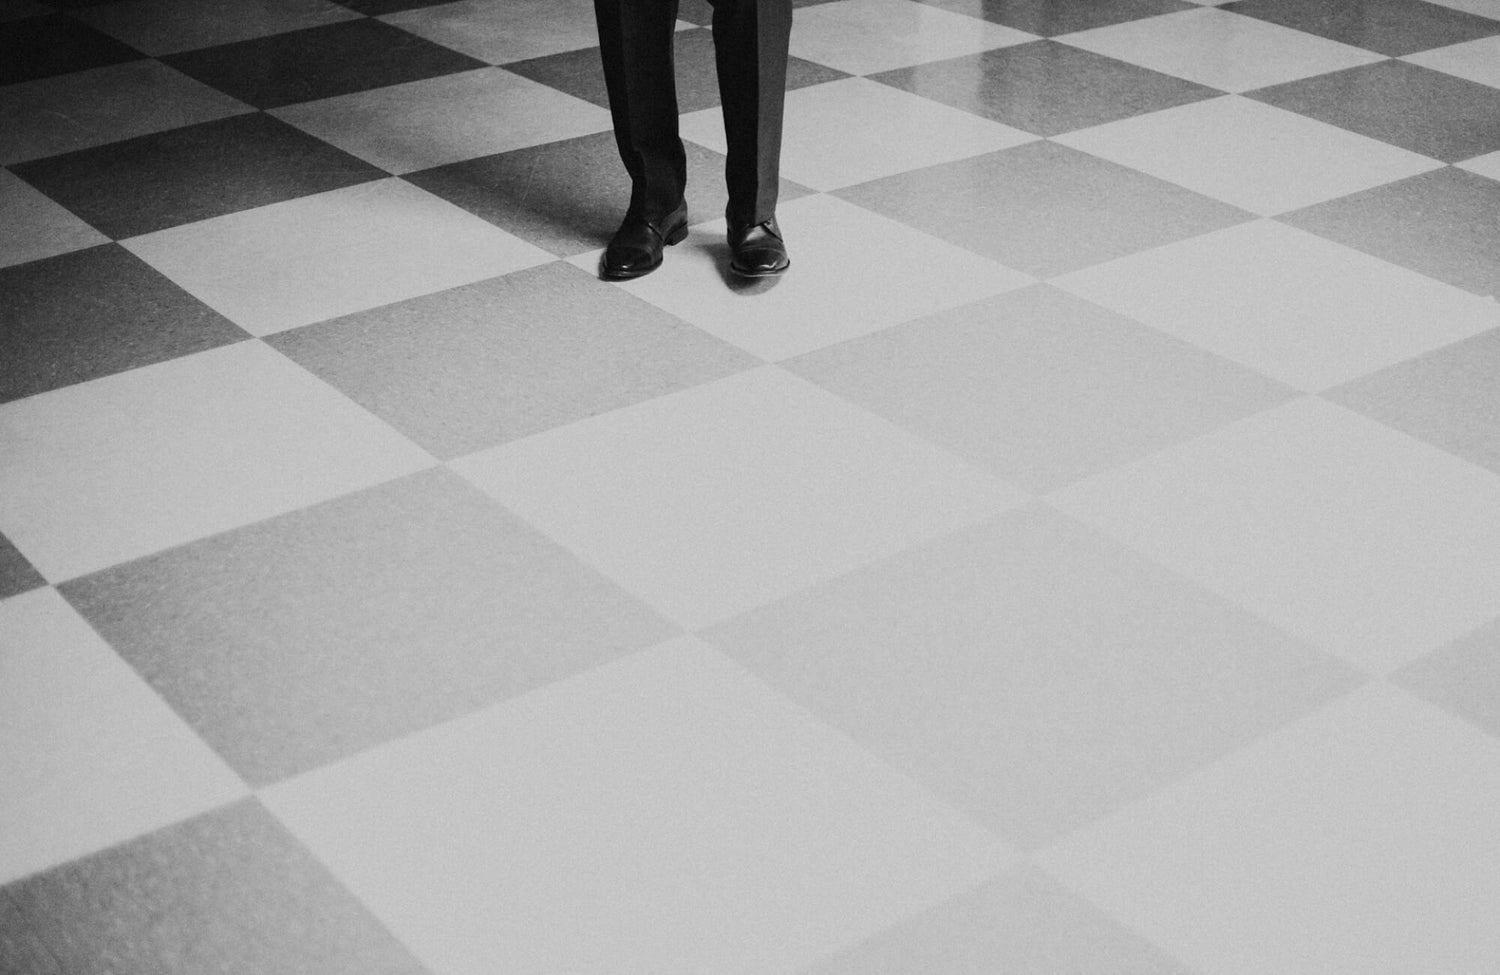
[708,0,793,275]
[594,0,690,278]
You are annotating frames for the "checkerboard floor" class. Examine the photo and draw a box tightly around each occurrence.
[5,0,1500,970]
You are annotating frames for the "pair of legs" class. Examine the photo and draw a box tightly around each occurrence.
[593,0,793,277]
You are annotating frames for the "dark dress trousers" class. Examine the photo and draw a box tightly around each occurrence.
[593,0,793,228]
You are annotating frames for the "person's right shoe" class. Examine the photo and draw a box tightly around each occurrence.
[600,201,688,280]
[728,216,789,278]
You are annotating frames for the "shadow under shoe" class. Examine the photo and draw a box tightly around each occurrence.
[600,201,689,280]
[728,216,789,278]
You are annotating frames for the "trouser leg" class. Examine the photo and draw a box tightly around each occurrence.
[594,0,687,221]
[708,0,793,226]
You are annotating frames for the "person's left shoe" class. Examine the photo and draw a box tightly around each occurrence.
[728,217,790,277]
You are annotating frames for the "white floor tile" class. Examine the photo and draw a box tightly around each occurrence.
[1056,96,1441,215]
[682,77,1036,191]
[123,179,553,335]
[0,589,246,885]
[0,342,433,581]
[1058,7,1383,92]
[1421,0,1500,20]
[272,68,612,174]
[1049,397,1500,672]
[789,0,1034,75]
[570,194,1035,361]
[1403,35,1500,88]
[262,637,1012,975]
[1053,220,1499,390]
[451,367,1026,628]
[1458,149,1500,181]
[1039,685,1500,975]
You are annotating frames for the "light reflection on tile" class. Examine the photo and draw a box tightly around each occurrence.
[1058,6,1383,92]
[1055,96,1442,216]
[790,0,1036,75]
[682,77,1036,190]
[271,67,612,174]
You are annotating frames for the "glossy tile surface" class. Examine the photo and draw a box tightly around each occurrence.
[0,245,246,402]
[262,638,1013,975]
[1059,6,1383,91]
[839,140,1252,277]
[6,0,1500,970]
[1248,59,1500,163]
[123,178,552,334]
[1054,220,1498,389]
[271,67,612,174]
[0,342,432,581]
[784,285,1296,491]
[1040,686,1500,975]
[704,506,1360,847]
[452,368,1025,628]
[1055,95,1442,215]
[0,589,246,884]
[573,194,1035,360]
[682,76,1036,190]
[269,261,758,457]
[1051,398,1500,671]
[60,469,674,784]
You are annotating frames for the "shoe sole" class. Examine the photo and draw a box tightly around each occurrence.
[729,258,790,279]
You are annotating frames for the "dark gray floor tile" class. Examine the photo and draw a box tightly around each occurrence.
[504,29,846,113]
[59,468,676,785]
[1326,327,1500,475]
[0,13,143,85]
[1394,615,1500,740]
[0,244,248,403]
[871,40,1222,137]
[1248,60,1500,163]
[785,285,1297,492]
[161,18,487,109]
[268,261,761,458]
[916,0,1196,35]
[1223,0,1500,56]
[337,0,449,12]
[404,130,814,256]
[1279,166,1500,297]
[0,531,47,599]
[9,113,386,238]
[836,141,1253,277]
[679,0,839,19]
[0,800,431,975]
[805,866,1197,975]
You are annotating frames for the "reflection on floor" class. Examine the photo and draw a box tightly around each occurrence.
[4,0,1500,971]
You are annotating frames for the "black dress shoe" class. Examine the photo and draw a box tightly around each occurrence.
[728,217,790,277]
[601,202,688,280]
